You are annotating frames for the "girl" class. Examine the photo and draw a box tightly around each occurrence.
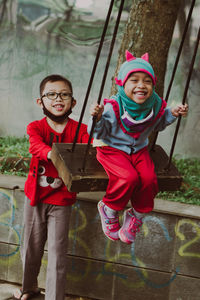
[88,51,188,244]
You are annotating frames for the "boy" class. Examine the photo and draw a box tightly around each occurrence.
[13,74,89,300]
[89,50,188,244]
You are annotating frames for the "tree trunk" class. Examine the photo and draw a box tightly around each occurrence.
[111,0,181,97]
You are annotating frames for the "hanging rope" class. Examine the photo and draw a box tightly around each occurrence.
[81,0,125,171]
[150,0,196,151]
[165,26,200,170]
[70,0,197,174]
[71,0,115,153]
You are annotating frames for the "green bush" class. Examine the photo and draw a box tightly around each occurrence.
[158,158,200,206]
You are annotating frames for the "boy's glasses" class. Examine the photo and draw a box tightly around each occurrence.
[41,92,73,101]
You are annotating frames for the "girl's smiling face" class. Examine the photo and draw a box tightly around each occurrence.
[124,72,153,104]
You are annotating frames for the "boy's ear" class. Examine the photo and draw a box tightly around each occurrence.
[72,98,76,108]
[36,98,43,107]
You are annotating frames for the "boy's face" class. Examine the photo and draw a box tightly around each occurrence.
[124,72,153,104]
[37,80,75,117]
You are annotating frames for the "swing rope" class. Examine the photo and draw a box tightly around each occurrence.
[165,26,200,170]
[71,0,115,153]
[70,0,197,174]
[80,0,125,171]
[150,0,196,152]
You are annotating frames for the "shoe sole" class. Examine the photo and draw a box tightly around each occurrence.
[118,209,136,244]
[118,228,133,244]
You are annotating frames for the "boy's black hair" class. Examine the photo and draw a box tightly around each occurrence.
[40,74,73,96]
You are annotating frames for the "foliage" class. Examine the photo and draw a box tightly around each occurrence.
[0,136,30,177]
[158,158,200,206]
[0,163,28,177]
[0,136,30,157]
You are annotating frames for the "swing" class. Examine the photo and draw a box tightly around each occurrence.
[51,0,199,193]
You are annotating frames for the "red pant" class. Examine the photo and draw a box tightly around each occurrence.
[96,146,158,213]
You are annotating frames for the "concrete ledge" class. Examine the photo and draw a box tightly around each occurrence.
[154,198,200,220]
[78,191,200,220]
[0,174,200,299]
[0,174,25,190]
[1,174,200,220]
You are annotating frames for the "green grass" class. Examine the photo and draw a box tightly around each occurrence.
[158,158,200,206]
[0,136,200,205]
[0,136,30,157]
[0,136,30,177]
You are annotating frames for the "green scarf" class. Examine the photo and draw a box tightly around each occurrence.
[112,86,163,133]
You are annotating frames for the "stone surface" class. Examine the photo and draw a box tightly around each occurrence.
[169,275,200,300]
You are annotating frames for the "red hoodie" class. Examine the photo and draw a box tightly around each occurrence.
[24,117,89,206]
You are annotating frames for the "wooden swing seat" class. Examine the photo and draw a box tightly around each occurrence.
[51,143,182,192]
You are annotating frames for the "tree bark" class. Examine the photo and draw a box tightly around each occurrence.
[111,0,181,97]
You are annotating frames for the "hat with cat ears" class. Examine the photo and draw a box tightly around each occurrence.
[115,50,156,86]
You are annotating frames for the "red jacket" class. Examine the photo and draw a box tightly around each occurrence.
[24,117,89,206]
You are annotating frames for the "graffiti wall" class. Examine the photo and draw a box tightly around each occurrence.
[0,176,200,299]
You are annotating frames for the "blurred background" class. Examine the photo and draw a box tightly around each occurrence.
[0,0,199,158]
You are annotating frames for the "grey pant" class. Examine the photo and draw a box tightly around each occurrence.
[21,199,71,300]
